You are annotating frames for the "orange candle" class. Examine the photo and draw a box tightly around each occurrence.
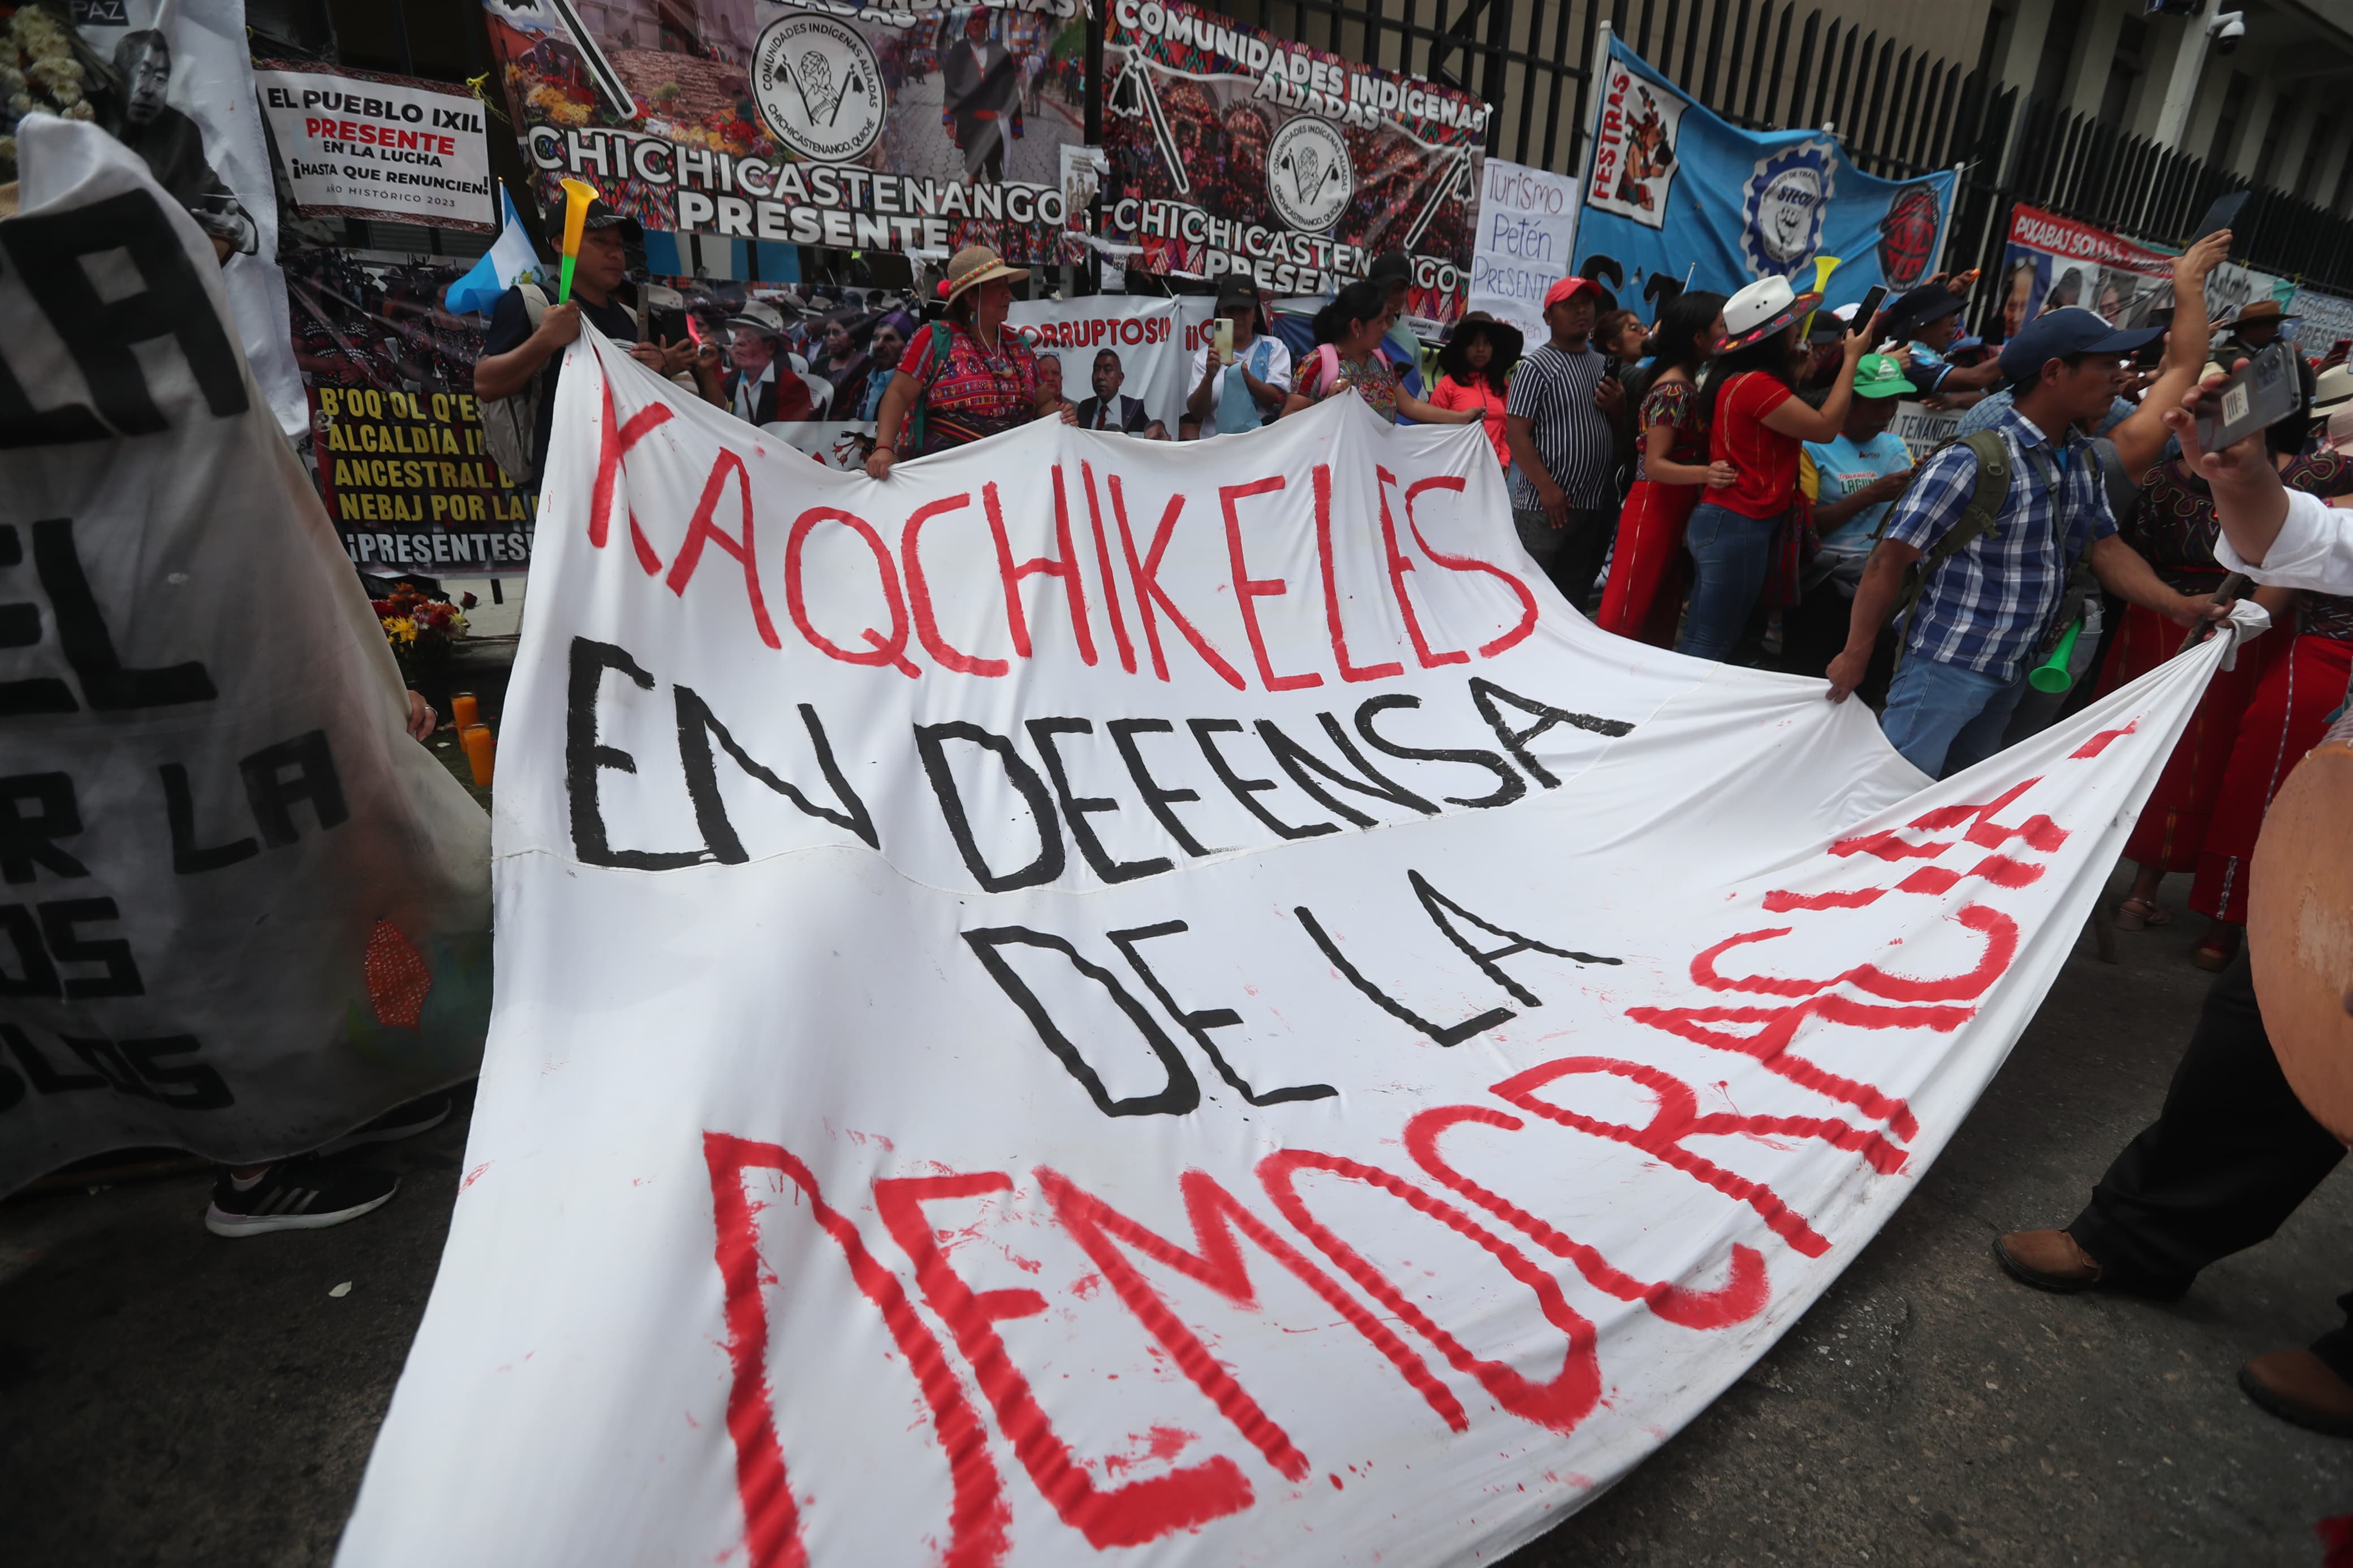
[450,692,480,729]
[460,723,495,788]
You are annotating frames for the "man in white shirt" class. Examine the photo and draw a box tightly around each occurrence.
[1992,365,2353,1440]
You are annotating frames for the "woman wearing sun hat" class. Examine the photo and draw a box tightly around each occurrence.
[1677,275,1876,662]
[867,245,1065,480]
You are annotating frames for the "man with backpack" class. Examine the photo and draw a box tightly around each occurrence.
[1824,308,2227,778]
[473,201,708,487]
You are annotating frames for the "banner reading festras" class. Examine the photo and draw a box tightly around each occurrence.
[1100,0,1485,320]
[2,123,489,1195]
[479,0,1088,266]
[285,247,539,576]
[340,297,2235,1561]
[1575,35,1955,312]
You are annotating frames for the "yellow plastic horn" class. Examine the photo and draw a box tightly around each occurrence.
[1800,254,1843,339]
[556,178,600,304]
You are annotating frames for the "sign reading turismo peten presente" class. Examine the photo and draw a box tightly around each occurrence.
[1575,34,1955,311]
[478,0,1089,266]
[339,313,2227,1565]
[255,62,495,230]
[1101,0,1484,319]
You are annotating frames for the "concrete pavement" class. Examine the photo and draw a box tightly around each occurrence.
[2,865,2346,1566]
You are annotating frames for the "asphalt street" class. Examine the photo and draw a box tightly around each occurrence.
[2,865,2347,1567]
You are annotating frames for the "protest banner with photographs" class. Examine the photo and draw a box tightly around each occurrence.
[1993,204,2293,345]
[1009,294,1189,437]
[340,310,2234,1568]
[2,123,490,1196]
[477,0,1088,267]
[5,0,307,436]
[1575,35,1955,312]
[286,248,540,576]
[253,61,496,231]
[1100,0,1486,323]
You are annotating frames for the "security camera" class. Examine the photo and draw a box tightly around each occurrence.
[2211,11,2246,54]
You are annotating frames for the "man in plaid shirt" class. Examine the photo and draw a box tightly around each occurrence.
[1826,309,2228,777]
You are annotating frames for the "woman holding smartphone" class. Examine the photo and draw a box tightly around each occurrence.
[1186,283,1291,437]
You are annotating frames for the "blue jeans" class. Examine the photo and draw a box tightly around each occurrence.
[1675,503,1780,662]
[1880,655,2032,779]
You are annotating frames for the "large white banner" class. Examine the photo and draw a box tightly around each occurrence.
[1469,158,1579,342]
[1,122,491,1192]
[343,307,2229,1564]
[254,63,495,231]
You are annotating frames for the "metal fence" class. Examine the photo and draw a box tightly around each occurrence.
[1945,93,2353,303]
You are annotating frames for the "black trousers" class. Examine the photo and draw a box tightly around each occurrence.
[2068,948,2353,1376]
[1514,506,1616,616]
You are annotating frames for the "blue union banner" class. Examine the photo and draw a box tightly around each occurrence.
[1573,34,1958,310]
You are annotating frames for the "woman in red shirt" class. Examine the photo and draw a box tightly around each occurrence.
[1429,313,1522,466]
[1678,277,1873,662]
[1594,288,1730,645]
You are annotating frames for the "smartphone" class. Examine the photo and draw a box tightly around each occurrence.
[1212,317,1234,366]
[649,306,691,345]
[2191,189,2251,246]
[2195,340,2300,453]
[1851,283,1889,330]
[2334,338,2352,357]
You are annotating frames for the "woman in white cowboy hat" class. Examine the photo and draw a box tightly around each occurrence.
[1677,274,1876,662]
[867,246,1067,479]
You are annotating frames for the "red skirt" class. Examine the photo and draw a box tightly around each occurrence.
[1594,479,1700,646]
[2192,633,2353,925]
[2096,601,2276,870]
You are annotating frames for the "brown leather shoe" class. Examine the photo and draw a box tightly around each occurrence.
[2239,1351,2353,1437]
[1993,1229,2104,1292]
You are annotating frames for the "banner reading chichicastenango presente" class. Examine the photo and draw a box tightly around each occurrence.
[479,0,1086,267]
[254,61,495,231]
[1576,34,1955,311]
[286,248,540,576]
[342,295,2231,1561]
[1,121,490,1195]
[1101,0,1484,321]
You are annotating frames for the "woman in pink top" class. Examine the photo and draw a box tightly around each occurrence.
[1429,314,1522,466]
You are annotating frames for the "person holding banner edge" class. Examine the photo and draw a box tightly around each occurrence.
[867,245,1068,479]
[1824,308,2229,778]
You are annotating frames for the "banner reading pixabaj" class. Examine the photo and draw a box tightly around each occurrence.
[255,61,496,231]
[1100,0,1485,321]
[479,0,1088,266]
[1576,34,1955,312]
[339,272,2230,1560]
[1,122,490,1194]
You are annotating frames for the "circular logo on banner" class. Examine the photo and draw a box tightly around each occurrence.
[751,14,886,163]
[1877,184,1941,289]
[1742,141,1835,277]
[1266,116,1354,234]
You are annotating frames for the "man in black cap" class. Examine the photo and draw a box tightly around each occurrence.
[1882,280,2005,406]
[1825,308,2225,777]
[475,201,701,485]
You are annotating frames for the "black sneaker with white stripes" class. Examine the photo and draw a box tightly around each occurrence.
[203,1158,398,1237]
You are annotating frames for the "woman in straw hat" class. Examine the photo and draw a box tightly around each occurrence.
[867,245,1066,480]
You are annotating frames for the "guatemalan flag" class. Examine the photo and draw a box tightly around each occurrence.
[445,186,545,316]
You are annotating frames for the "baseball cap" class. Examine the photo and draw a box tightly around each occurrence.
[1808,303,1858,344]
[1542,274,1602,312]
[1996,306,2164,388]
[1852,353,1916,398]
[1369,250,1414,288]
[579,198,641,241]
[1885,282,1963,335]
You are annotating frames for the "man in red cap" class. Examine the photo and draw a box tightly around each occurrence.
[1503,274,1627,610]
